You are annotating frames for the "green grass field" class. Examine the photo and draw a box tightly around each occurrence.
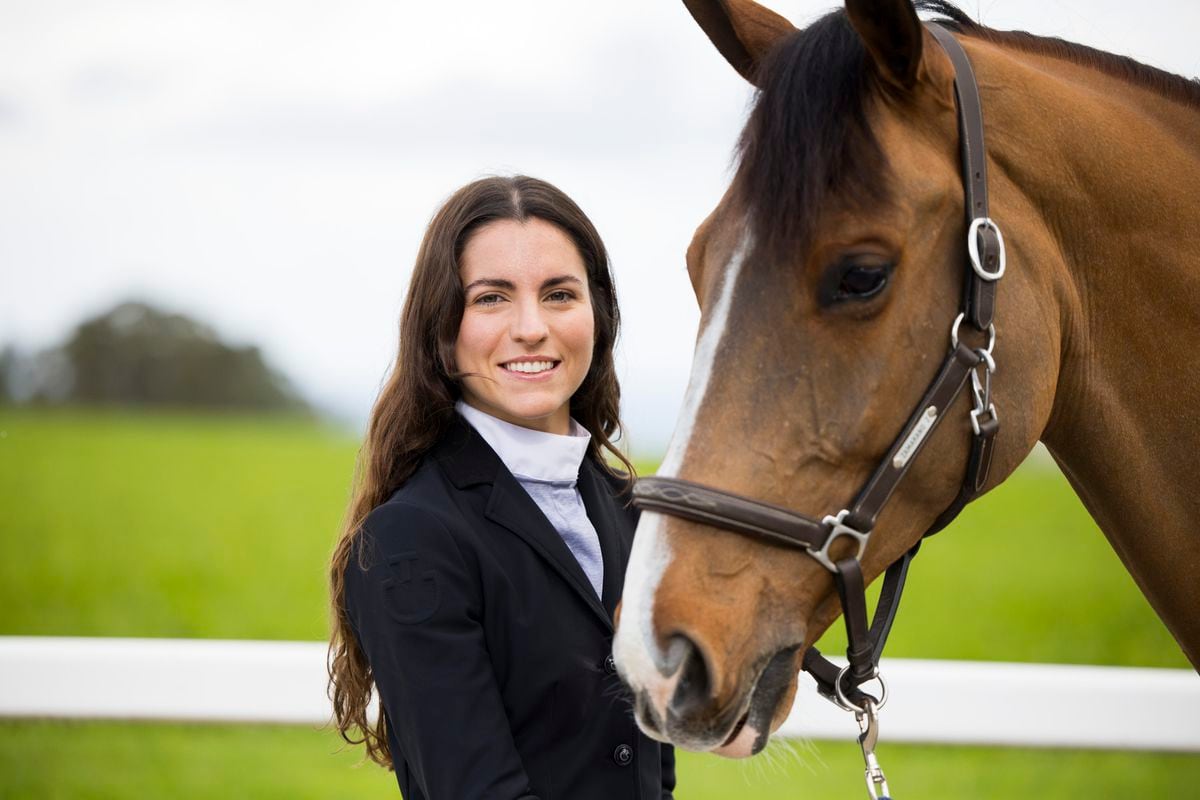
[0,407,1196,797]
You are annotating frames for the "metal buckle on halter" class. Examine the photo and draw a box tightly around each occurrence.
[967,216,1006,280]
[813,509,870,573]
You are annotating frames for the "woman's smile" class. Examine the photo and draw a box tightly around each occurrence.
[500,357,561,377]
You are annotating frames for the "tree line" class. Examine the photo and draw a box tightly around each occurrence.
[0,301,308,413]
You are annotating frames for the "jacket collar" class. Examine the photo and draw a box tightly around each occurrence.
[454,400,591,482]
[434,413,618,631]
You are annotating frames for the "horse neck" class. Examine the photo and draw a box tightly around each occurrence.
[977,39,1200,667]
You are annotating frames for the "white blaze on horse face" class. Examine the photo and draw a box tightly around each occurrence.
[615,235,749,732]
[659,235,750,477]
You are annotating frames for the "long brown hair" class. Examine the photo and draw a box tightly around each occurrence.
[328,175,634,768]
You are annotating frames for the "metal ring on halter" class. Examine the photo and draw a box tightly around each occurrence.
[949,311,996,353]
[967,216,1006,280]
[833,665,889,714]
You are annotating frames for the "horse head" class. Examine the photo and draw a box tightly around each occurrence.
[613,0,1068,756]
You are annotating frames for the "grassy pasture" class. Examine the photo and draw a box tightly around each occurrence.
[0,407,1195,797]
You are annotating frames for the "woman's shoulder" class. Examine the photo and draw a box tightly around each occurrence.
[363,461,462,547]
[344,489,473,606]
[341,462,482,622]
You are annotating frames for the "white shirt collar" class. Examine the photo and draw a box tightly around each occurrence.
[456,400,591,483]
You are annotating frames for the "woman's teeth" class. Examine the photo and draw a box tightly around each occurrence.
[504,360,556,374]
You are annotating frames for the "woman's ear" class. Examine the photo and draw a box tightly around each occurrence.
[844,0,924,91]
[683,0,796,87]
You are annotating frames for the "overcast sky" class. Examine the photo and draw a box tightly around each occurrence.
[3,1,1197,453]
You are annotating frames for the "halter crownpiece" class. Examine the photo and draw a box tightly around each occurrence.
[632,23,1004,798]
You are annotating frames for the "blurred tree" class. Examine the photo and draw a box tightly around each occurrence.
[0,346,12,403]
[16,301,308,412]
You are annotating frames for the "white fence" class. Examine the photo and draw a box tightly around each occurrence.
[2,636,1198,751]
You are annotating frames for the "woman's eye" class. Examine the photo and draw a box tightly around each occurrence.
[545,290,574,303]
[474,293,505,306]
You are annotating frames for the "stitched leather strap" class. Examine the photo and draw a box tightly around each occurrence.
[844,342,981,532]
[928,23,1000,332]
[803,545,919,706]
[633,341,980,554]
[633,476,828,551]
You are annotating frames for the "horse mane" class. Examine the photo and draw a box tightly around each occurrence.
[733,1,1200,266]
[733,9,885,266]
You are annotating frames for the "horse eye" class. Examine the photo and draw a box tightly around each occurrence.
[818,258,893,308]
[839,266,888,298]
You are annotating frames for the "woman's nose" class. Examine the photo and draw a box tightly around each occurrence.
[510,301,549,344]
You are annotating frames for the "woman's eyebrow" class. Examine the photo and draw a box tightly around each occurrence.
[463,275,583,293]
[463,278,515,293]
[539,275,583,290]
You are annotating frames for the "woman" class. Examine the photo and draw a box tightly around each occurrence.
[328,175,675,800]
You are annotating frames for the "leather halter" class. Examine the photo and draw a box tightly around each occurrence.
[632,24,1005,711]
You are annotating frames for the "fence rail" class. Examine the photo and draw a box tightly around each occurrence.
[2,636,1197,751]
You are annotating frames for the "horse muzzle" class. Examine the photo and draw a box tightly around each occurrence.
[622,634,800,757]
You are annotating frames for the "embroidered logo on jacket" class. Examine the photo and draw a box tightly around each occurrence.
[383,552,440,624]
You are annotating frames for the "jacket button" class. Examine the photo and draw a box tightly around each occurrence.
[613,743,633,766]
[603,654,617,674]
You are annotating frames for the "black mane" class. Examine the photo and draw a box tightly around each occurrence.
[733,9,884,266]
[732,1,1200,266]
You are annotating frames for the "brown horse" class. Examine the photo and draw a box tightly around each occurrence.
[613,0,1200,758]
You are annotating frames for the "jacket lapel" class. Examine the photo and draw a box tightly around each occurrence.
[437,414,613,631]
[578,460,632,620]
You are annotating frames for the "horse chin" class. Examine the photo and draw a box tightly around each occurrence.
[712,645,802,759]
[712,715,760,758]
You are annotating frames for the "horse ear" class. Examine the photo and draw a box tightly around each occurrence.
[844,0,924,90]
[683,0,796,87]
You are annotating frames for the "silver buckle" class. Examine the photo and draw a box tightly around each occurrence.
[968,216,1006,280]
[812,509,870,573]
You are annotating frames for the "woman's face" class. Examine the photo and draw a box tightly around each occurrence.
[455,217,596,435]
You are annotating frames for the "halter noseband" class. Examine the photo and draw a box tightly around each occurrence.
[632,24,1004,786]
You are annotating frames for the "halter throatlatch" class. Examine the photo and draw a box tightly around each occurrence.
[632,24,1004,800]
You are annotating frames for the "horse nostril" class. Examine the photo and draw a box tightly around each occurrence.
[667,633,712,716]
[660,634,691,676]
